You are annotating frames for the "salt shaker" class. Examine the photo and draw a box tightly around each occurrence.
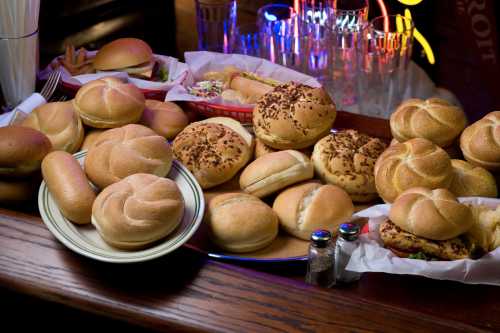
[335,223,361,283]
[305,230,336,288]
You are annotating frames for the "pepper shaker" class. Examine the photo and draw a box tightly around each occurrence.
[305,229,336,288]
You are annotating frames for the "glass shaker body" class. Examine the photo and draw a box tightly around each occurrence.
[335,223,362,283]
[306,230,336,288]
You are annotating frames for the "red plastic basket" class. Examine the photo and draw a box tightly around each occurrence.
[185,101,254,123]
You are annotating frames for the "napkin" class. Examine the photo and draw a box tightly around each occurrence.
[0,92,45,127]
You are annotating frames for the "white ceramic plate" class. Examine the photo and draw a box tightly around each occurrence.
[38,150,205,263]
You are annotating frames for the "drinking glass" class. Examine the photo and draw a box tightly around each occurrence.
[357,15,414,118]
[325,0,369,110]
[195,0,237,53]
[231,23,262,57]
[0,29,39,108]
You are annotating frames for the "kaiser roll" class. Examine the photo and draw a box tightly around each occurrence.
[239,150,313,198]
[253,82,336,149]
[73,77,145,128]
[22,101,84,153]
[81,129,106,151]
[389,187,473,240]
[92,173,184,250]
[0,126,52,176]
[273,182,354,240]
[374,138,453,203]
[140,100,189,139]
[390,98,467,147]
[312,129,386,202]
[460,111,500,170]
[93,38,153,71]
[206,192,278,253]
[84,124,173,189]
[172,121,252,189]
[449,159,497,198]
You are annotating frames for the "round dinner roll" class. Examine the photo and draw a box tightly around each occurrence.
[93,38,153,71]
[172,122,252,189]
[80,129,106,151]
[389,187,473,240]
[206,193,278,253]
[460,111,500,170]
[374,138,453,203]
[449,159,497,198]
[273,182,354,240]
[140,100,189,139]
[198,117,254,148]
[312,129,386,202]
[0,126,52,176]
[22,101,84,153]
[239,150,314,198]
[73,77,145,128]
[390,98,467,147]
[254,138,277,158]
[85,124,173,189]
[92,173,184,250]
[253,82,336,149]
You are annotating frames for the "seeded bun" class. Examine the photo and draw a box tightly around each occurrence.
[449,159,497,198]
[253,82,336,149]
[198,116,254,148]
[140,100,189,139]
[374,138,453,203]
[312,130,387,202]
[206,192,279,253]
[172,122,252,189]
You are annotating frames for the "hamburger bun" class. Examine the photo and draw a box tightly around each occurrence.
[93,38,153,71]
[140,100,189,139]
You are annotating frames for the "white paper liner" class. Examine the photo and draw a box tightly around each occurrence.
[347,197,500,285]
[38,51,191,91]
[165,51,321,106]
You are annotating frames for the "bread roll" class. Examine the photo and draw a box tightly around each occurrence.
[22,101,84,153]
[140,100,189,139]
[229,76,274,104]
[172,122,252,189]
[85,124,173,189]
[460,111,500,170]
[273,182,354,240]
[254,138,277,158]
[239,150,313,198]
[390,98,467,147]
[42,151,96,224]
[0,177,37,203]
[253,82,336,149]
[206,192,278,253]
[449,159,497,198]
[73,77,145,128]
[81,129,105,151]
[93,38,153,71]
[198,116,253,148]
[389,187,473,240]
[92,173,184,250]
[466,204,500,251]
[374,138,453,203]
[312,129,386,202]
[0,126,52,176]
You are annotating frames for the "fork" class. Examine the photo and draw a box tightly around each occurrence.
[40,70,62,101]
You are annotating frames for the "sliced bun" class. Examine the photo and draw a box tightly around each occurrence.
[84,124,173,189]
[390,98,467,147]
[0,126,52,176]
[93,38,153,71]
[389,187,473,241]
[239,150,314,198]
[273,182,354,240]
[73,77,145,128]
[206,192,278,253]
[253,82,336,149]
[449,159,497,198]
[22,101,84,153]
[312,129,386,202]
[374,138,453,203]
[92,173,184,250]
[140,100,189,139]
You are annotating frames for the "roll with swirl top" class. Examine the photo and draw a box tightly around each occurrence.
[253,82,336,150]
[390,98,467,147]
[374,138,453,203]
[312,129,387,202]
[84,124,173,189]
[389,187,473,241]
[460,111,500,170]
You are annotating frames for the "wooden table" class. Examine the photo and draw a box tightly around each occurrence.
[1,113,499,332]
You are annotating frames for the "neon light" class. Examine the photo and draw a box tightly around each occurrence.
[397,0,423,5]
[264,11,277,22]
[404,9,435,64]
[376,0,389,32]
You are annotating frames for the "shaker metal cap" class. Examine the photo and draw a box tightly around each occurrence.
[311,229,332,248]
[339,223,360,240]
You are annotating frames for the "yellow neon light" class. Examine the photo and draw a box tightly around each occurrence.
[397,0,423,5]
[404,8,435,64]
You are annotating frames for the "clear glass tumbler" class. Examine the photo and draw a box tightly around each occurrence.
[357,15,414,118]
[0,29,38,108]
[195,0,237,53]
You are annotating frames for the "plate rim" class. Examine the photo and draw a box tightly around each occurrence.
[38,151,205,264]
